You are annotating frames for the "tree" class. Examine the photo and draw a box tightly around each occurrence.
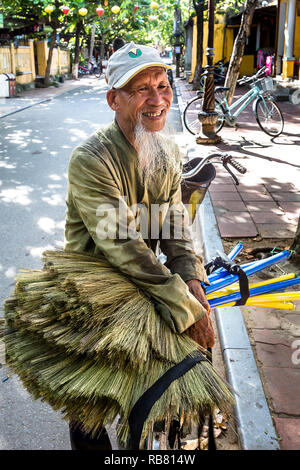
[1,0,71,85]
[290,218,300,262]
[192,0,205,90]
[224,0,258,105]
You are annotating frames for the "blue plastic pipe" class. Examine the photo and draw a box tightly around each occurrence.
[207,243,245,282]
[207,243,244,280]
[208,275,300,308]
[205,250,291,295]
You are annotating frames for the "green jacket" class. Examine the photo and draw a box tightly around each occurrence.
[65,121,209,334]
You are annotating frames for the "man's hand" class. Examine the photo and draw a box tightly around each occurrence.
[185,279,215,349]
[186,280,211,315]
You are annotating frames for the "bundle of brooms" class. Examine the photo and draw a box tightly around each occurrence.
[3,250,234,446]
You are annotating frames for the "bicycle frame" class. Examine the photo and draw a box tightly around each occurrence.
[220,86,260,121]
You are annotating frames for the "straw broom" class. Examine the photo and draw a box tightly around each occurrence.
[3,250,234,446]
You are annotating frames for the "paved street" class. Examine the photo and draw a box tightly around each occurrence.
[0,79,115,449]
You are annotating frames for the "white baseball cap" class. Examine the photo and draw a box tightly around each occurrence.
[106,42,172,89]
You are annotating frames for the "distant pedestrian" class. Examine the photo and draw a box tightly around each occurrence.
[112,37,125,52]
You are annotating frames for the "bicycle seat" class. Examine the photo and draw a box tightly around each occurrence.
[215,86,230,93]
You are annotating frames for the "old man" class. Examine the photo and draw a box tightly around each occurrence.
[64,42,214,450]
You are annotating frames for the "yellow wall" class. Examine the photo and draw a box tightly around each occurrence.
[294,13,300,59]
[240,55,255,76]
[279,0,300,78]
[14,46,32,84]
[190,17,255,82]
[36,41,70,77]
[0,47,11,73]
[0,42,35,84]
[1,41,70,84]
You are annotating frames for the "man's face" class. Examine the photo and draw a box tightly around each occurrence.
[111,67,173,137]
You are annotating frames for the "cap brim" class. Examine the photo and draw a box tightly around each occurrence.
[113,62,173,88]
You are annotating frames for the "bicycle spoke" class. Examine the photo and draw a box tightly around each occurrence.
[183,97,203,134]
[255,99,283,136]
[189,118,201,132]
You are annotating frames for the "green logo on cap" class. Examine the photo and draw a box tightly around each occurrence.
[128,48,142,58]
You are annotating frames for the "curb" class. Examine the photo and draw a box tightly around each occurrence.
[175,79,280,450]
[0,83,85,119]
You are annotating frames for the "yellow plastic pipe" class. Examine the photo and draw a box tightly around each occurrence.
[247,292,300,302]
[247,302,295,310]
[216,300,295,310]
[207,273,296,300]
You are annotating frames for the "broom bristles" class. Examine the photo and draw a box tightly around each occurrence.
[3,249,235,444]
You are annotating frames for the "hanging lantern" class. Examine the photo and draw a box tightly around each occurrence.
[149,15,156,21]
[123,18,129,24]
[79,7,88,23]
[96,6,104,17]
[150,1,159,9]
[44,5,54,22]
[111,5,120,14]
[61,6,70,23]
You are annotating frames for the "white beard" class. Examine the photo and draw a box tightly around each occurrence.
[133,116,179,180]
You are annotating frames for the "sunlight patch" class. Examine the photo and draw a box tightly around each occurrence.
[5,266,16,278]
[37,217,65,234]
[27,245,54,258]
[42,194,64,206]
[0,185,33,205]
[48,174,61,181]
[37,217,56,234]
[0,161,16,169]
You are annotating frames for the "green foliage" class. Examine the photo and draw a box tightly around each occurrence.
[0,0,194,46]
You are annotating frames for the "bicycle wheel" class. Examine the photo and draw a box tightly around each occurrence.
[183,96,225,135]
[254,97,284,137]
[94,67,102,78]
[183,96,204,135]
[199,75,205,88]
[214,98,226,133]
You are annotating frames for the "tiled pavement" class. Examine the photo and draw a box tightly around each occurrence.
[176,77,300,450]
[176,78,300,239]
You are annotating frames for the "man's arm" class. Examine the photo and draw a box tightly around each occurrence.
[67,147,207,334]
[159,164,215,348]
[159,164,210,285]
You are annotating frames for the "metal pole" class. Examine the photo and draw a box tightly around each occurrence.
[196,0,222,144]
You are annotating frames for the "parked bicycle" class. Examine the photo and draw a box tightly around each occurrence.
[183,66,284,137]
[78,61,102,78]
[199,59,229,88]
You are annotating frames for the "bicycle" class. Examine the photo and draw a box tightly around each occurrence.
[183,66,284,137]
[78,61,102,78]
[199,59,229,88]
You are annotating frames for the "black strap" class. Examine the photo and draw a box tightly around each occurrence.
[127,350,208,450]
[205,256,250,306]
[207,347,216,451]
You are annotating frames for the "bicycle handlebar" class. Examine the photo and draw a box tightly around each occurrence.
[237,66,268,85]
[181,152,247,184]
[226,156,247,174]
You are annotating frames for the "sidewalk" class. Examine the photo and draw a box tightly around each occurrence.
[175,76,300,450]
